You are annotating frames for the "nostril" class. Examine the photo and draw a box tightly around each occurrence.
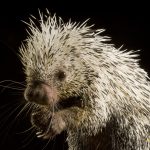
[24,81,48,105]
[28,90,34,99]
[28,86,43,100]
[33,87,44,99]
[24,87,34,101]
[24,80,56,105]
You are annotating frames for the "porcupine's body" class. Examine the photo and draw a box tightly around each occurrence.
[20,12,150,150]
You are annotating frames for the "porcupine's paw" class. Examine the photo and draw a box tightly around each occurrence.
[36,113,66,139]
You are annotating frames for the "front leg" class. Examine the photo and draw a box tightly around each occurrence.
[42,106,89,139]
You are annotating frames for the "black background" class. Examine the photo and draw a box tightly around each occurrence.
[0,1,150,150]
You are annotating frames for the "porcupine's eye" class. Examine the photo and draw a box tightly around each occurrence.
[55,70,66,81]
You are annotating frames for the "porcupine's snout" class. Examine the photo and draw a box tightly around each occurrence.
[24,80,58,106]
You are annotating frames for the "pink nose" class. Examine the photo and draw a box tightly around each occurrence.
[24,81,57,105]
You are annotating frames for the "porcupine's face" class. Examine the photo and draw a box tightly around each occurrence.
[20,15,94,136]
[23,49,86,107]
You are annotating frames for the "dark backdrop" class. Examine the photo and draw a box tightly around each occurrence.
[0,1,150,150]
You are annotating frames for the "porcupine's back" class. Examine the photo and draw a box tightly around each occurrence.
[19,12,150,150]
[67,46,150,150]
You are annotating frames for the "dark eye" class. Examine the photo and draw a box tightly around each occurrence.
[55,70,66,81]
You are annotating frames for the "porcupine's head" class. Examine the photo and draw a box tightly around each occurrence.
[19,12,110,136]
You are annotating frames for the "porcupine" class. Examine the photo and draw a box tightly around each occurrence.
[19,11,150,150]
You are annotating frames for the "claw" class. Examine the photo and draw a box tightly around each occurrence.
[36,130,45,138]
[36,131,43,135]
[37,134,45,138]
[36,130,52,139]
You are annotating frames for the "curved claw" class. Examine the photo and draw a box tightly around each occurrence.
[36,130,52,139]
[36,131,43,135]
[36,131,45,138]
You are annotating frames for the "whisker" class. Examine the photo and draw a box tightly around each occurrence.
[19,128,36,149]
[25,103,34,117]
[51,137,57,150]
[0,80,26,87]
[8,91,24,96]
[0,101,20,110]
[0,103,28,146]
[16,126,34,134]
[42,137,54,150]
[0,85,25,91]
[0,103,25,129]
[46,100,54,134]
[0,105,19,120]
[14,102,31,121]
[40,100,56,150]
[0,80,26,94]
[0,101,35,149]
